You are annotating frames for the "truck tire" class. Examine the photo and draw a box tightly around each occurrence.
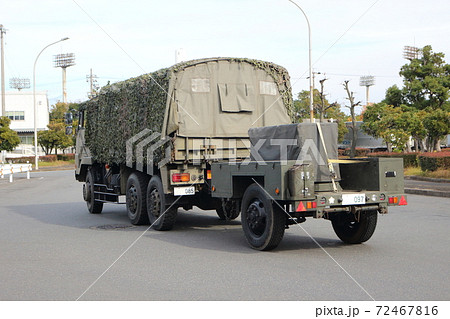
[331,210,378,244]
[216,199,240,220]
[147,175,177,231]
[241,183,285,251]
[84,168,103,214]
[126,172,150,225]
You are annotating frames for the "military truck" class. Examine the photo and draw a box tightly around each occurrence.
[75,57,407,250]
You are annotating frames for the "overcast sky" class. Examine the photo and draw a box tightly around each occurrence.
[2,0,449,113]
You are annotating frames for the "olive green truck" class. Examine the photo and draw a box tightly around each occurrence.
[75,57,407,250]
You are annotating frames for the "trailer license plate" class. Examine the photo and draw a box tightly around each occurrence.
[174,186,195,196]
[342,194,366,205]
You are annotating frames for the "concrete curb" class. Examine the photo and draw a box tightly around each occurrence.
[405,175,450,183]
[405,188,450,198]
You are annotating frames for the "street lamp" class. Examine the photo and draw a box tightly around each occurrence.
[33,37,69,170]
[288,0,314,123]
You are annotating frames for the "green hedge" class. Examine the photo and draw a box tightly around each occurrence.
[57,153,75,161]
[418,152,450,171]
[5,155,57,163]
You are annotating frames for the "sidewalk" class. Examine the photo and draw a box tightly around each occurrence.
[404,176,450,198]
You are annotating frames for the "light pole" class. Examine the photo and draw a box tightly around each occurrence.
[288,0,314,123]
[33,37,69,170]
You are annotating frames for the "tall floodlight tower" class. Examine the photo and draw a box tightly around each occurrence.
[10,77,31,91]
[54,53,75,103]
[403,46,419,60]
[359,75,375,107]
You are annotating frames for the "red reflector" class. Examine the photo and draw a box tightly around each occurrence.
[388,196,398,204]
[172,173,190,183]
[296,202,306,212]
[399,196,407,206]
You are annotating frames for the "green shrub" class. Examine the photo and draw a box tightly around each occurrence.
[418,151,450,171]
[57,153,75,161]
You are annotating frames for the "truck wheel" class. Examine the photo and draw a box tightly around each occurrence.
[241,183,285,251]
[216,199,240,220]
[331,210,378,244]
[147,175,177,231]
[84,169,103,214]
[126,173,150,225]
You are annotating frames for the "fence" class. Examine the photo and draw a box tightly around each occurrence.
[0,163,33,183]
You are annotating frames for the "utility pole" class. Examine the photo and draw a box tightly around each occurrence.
[0,24,6,116]
[54,53,75,103]
[86,68,99,98]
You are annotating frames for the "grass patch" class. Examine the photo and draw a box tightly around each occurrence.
[34,160,75,168]
[405,166,450,179]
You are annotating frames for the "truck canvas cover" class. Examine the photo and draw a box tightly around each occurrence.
[248,122,340,182]
[81,57,294,165]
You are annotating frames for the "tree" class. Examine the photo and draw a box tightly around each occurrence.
[362,103,422,152]
[0,116,21,152]
[399,45,450,151]
[38,121,73,155]
[343,80,361,158]
[293,89,348,141]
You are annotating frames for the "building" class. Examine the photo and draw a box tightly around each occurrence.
[1,91,49,155]
[338,121,386,150]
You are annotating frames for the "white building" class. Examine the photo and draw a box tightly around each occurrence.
[1,90,49,145]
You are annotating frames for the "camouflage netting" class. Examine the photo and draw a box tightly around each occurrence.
[81,57,294,165]
[81,68,170,164]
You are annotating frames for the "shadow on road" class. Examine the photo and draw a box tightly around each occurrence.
[6,201,348,253]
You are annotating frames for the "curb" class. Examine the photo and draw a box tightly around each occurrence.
[405,188,450,198]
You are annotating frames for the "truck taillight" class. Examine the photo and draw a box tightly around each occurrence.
[388,196,398,204]
[207,170,212,180]
[172,173,190,183]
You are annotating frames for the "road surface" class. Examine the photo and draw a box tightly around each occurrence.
[0,170,449,300]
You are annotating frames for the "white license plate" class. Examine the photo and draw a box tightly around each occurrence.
[342,194,366,205]
[174,186,195,196]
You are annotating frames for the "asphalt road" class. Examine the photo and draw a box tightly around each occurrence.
[0,170,449,301]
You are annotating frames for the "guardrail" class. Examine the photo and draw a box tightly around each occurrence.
[0,163,33,183]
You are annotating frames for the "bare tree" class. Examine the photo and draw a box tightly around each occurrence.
[343,80,361,158]
[317,78,337,122]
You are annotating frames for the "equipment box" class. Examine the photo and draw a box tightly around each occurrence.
[339,157,404,192]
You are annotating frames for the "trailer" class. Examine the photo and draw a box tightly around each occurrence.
[74,57,406,250]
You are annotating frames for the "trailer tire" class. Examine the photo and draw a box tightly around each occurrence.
[331,210,378,244]
[241,183,285,251]
[85,168,103,214]
[216,199,240,220]
[147,176,177,231]
[126,172,150,225]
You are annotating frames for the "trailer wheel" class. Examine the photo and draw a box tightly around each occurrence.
[126,173,149,225]
[84,168,103,214]
[216,199,240,220]
[241,183,285,251]
[331,210,378,244]
[147,176,177,231]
